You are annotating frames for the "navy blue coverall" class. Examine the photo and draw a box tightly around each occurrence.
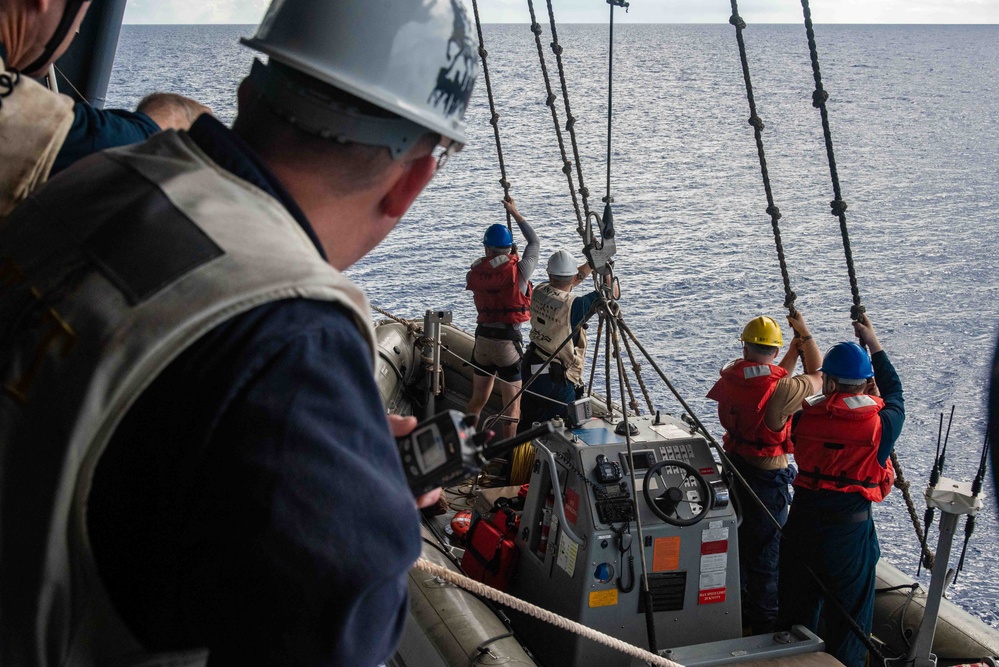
[51,102,160,175]
[777,350,904,667]
[86,115,422,666]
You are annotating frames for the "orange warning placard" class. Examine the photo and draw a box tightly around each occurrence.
[652,536,681,572]
[589,588,619,608]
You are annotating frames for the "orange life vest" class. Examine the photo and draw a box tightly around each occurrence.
[793,393,894,502]
[706,359,792,458]
[466,252,532,324]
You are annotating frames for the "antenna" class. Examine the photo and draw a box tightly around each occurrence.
[954,433,990,582]
[939,404,955,478]
[917,411,945,577]
[905,408,985,665]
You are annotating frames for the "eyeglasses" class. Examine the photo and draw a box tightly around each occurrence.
[434,138,462,175]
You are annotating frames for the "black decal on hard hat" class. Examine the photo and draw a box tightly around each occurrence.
[428,0,477,119]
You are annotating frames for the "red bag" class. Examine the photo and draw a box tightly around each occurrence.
[460,508,521,591]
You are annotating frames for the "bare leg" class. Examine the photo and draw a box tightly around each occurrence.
[496,379,522,440]
[467,373,495,426]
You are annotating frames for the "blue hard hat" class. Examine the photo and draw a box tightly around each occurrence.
[483,224,513,248]
[819,342,874,381]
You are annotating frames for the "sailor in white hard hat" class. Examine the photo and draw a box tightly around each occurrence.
[0,0,478,665]
[519,249,602,431]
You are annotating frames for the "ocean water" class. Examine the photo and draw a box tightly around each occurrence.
[108,23,999,626]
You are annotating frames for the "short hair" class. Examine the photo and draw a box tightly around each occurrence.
[549,275,574,290]
[830,375,867,386]
[746,342,779,356]
[232,77,437,196]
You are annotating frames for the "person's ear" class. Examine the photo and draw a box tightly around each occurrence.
[236,77,255,112]
[380,154,436,219]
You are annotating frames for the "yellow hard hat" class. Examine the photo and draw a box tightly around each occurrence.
[740,316,783,347]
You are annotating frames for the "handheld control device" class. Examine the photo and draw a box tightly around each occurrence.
[397,410,554,495]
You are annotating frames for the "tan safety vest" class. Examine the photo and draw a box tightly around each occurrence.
[528,282,587,385]
[0,54,75,219]
[0,130,375,666]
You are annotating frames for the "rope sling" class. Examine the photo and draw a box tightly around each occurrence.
[796,0,934,572]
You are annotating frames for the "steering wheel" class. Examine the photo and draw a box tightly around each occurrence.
[642,459,712,526]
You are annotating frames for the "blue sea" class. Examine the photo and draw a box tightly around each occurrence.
[109,23,999,626]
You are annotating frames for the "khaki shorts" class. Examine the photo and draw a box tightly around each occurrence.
[472,337,523,382]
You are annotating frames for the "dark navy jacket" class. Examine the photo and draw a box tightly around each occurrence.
[51,103,160,175]
[0,41,162,177]
[87,115,421,666]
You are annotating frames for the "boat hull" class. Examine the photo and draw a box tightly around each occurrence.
[377,318,999,667]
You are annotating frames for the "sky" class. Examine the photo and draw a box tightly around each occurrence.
[122,0,999,25]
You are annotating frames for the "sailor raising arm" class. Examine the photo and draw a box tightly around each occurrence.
[465,196,540,439]
[778,313,904,667]
[706,310,822,634]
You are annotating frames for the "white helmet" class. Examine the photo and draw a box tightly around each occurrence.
[242,0,478,155]
[547,250,578,278]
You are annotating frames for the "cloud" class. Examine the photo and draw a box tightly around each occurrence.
[475,0,999,23]
[124,0,270,24]
[123,0,999,25]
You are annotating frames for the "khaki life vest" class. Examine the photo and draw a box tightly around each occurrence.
[0,55,74,219]
[528,282,587,385]
[0,130,375,666]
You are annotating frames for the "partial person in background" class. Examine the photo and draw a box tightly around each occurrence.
[778,313,904,667]
[0,0,210,212]
[0,0,90,216]
[51,90,212,175]
[465,196,539,439]
[518,249,600,431]
[0,0,477,664]
[707,311,821,635]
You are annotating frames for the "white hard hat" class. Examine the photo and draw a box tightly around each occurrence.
[242,0,478,154]
[547,250,578,278]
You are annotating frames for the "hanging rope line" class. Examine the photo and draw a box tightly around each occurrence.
[727,2,797,318]
[619,328,656,415]
[798,0,864,321]
[606,309,658,652]
[587,313,603,397]
[525,0,587,239]
[542,0,595,234]
[890,451,935,570]
[611,319,641,416]
[470,0,514,231]
[604,0,629,207]
[604,314,613,415]
[795,1,928,572]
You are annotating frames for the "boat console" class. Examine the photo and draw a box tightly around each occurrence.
[509,412,742,667]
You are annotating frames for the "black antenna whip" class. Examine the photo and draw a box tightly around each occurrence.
[954,432,990,582]
[917,412,945,576]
